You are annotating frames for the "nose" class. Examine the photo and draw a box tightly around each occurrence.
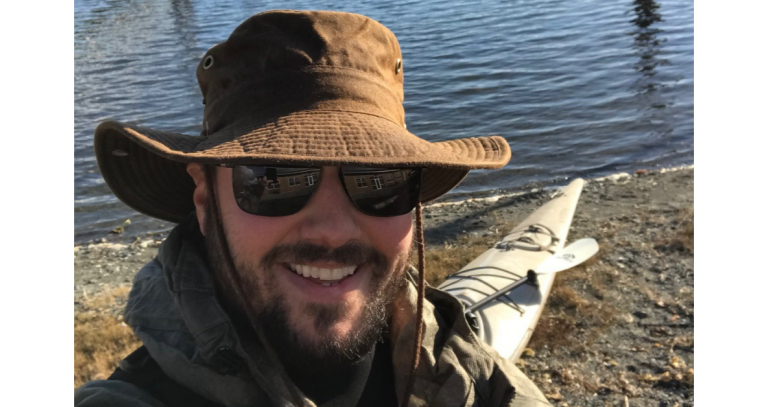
[297,167,361,247]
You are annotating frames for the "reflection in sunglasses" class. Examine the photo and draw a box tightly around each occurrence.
[342,169,418,213]
[241,169,319,197]
[232,166,421,217]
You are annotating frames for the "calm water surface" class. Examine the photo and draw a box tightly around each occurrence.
[74,0,693,242]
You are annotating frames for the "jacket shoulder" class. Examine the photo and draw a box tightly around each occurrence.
[75,380,166,407]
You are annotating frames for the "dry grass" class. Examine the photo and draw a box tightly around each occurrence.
[419,232,505,286]
[529,247,618,351]
[74,287,140,388]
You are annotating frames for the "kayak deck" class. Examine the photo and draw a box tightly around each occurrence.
[438,179,585,361]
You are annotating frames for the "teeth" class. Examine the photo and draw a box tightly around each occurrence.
[289,264,358,281]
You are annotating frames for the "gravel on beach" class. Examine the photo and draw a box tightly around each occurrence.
[74,166,694,406]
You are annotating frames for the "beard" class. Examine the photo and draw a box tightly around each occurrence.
[254,241,407,363]
[201,177,409,373]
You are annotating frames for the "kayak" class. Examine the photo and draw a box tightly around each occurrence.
[437,178,586,362]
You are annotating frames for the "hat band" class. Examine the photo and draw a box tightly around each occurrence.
[202,66,405,136]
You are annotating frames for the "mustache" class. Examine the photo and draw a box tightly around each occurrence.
[261,241,389,270]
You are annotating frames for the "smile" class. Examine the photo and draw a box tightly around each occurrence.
[288,264,359,287]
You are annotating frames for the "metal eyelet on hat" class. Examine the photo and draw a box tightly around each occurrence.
[203,55,215,70]
[395,58,402,74]
[112,149,129,157]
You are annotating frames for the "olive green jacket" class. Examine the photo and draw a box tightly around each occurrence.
[75,218,551,406]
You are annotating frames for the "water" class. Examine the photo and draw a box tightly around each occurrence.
[74,0,693,243]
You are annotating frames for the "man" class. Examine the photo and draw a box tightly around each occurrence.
[75,10,552,407]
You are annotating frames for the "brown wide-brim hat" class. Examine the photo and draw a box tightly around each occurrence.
[95,10,511,223]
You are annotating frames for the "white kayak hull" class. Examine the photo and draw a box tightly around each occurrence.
[438,178,585,362]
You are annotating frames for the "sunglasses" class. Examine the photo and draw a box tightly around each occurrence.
[231,165,422,217]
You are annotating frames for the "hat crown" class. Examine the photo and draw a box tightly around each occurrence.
[196,10,405,135]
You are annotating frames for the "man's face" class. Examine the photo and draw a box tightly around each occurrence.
[189,165,413,363]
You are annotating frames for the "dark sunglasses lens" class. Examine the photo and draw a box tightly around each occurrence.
[341,167,421,217]
[232,166,321,216]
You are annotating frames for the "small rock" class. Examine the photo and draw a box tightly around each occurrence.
[639,373,656,383]
[683,368,694,386]
[544,390,563,401]
[522,348,536,358]
[607,173,630,183]
[560,369,574,383]
[634,169,648,176]
[669,355,684,369]
[656,300,666,308]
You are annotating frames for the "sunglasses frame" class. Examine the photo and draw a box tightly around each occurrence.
[224,164,423,218]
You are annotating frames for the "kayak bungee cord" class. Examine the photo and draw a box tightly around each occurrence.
[495,224,559,253]
[439,224,563,319]
[440,223,559,292]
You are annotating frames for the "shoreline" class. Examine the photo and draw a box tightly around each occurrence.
[74,166,694,406]
[73,163,694,246]
[74,163,694,247]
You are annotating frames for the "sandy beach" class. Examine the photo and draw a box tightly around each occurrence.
[74,166,694,406]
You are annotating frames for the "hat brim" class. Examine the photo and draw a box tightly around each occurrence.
[95,110,511,223]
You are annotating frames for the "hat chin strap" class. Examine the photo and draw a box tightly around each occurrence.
[400,202,426,407]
